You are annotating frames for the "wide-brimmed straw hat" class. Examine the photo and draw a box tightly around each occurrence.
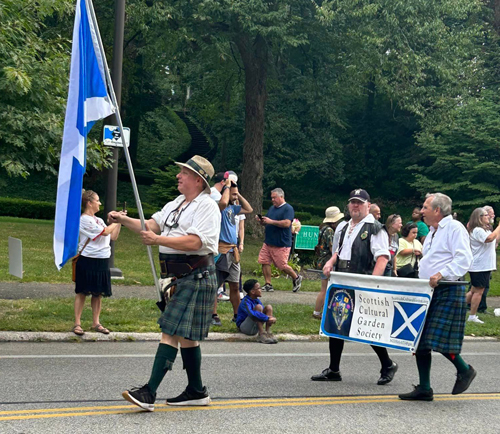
[175,155,214,194]
[323,206,344,223]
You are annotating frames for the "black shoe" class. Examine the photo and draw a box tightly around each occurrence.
[311,368,342,381]
[399,385,434,401]
[122,384,156,411]
[377,361,398,385]
[452,365,477,395]
[167,386,211,406]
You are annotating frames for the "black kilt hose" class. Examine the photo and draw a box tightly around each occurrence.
[417,284,467,354]
[75,256,112,297]
[158,264,217,341]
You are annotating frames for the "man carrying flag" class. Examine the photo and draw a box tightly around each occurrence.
[53,0,115,270]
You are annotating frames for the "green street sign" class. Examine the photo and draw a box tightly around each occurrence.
[294,225,319,250]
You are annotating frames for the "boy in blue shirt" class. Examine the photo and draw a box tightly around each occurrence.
[236,279,278,344]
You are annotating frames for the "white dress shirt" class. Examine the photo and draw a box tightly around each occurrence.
[469,227,497,272]
[336,213,390,261]
[419,215,472,280]
[152,192,221,255]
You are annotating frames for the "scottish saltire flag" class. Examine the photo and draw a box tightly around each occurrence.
[320,272,433,353]
[54,0,115,269]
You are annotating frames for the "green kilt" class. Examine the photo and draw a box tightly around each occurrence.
[417,284,467,354]
[158,265,217,341]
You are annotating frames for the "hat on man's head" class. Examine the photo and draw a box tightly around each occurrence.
[323,206,344,223]
[348,189,370,203]
[175,155,214,194]
[225,170,238,185]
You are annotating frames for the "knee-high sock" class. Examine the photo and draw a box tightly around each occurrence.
[328,338,344,372]
[416,350,432,390]
[442,353,469,374]
[181,346,203,391]
[147,343,178,394]
[371,345,392,368]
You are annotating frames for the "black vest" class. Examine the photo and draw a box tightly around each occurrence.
[337,220,383,274]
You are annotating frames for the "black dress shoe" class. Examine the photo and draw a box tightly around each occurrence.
[311,368,342,381]
[377,361,398,385]
[399,385,434,401]
[452,365,477,395]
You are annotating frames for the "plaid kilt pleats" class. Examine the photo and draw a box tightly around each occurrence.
[158,265,217,341]
[417,284,467,354]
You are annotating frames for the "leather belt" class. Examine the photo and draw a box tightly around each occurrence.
[159,254,214,278]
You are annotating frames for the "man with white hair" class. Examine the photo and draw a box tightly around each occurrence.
[399,193,475,402]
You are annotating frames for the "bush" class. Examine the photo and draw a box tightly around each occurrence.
[0,197,55,220]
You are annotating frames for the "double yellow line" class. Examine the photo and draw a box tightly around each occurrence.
[1,394,499,422]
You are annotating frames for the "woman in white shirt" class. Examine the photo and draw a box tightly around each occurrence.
[466,207,500,323]
[73,190,123,336]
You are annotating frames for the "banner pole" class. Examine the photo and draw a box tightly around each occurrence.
[86,0,162,302]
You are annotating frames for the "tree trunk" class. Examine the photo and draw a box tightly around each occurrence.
[235,34,268,237]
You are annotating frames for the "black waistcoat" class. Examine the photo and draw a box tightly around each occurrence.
[337,220,383,274]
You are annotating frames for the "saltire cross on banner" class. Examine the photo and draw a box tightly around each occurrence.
[320,272,433,353]
[53,0,115,269]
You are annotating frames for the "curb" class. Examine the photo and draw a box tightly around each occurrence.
[0,331,328,343]
[0,331,496,343]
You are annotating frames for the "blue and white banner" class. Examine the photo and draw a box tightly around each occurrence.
[53,0,115,269]
[320,273,433,353]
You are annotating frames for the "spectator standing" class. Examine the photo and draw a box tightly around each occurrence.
[465,208,500,323]
[478,205,496,313]
[256,188,303,292]
[369,204,381,221]
[382,214,402,276]
[395,223,422,278]
[212,183,253,326]
[73,190,123,336]
[312,206,344,319]
[408,207,429,244]
[236,279,277,344]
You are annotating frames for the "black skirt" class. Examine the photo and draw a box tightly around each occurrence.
[75,256,112,297]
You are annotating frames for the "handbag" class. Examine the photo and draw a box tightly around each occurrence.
[397,243,417,278]
[71,238,90,282]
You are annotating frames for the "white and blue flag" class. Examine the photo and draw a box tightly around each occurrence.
[54,0,115,269]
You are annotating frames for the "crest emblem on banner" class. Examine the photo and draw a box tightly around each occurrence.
[330,290,353,331]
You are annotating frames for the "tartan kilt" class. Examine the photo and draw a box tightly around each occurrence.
[158,265,217,341]
[417,284,467,354]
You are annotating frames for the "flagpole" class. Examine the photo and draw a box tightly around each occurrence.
[86,0,162,302]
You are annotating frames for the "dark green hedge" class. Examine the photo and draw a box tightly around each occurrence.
[0,197,157,221]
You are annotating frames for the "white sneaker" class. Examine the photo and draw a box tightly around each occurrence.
[217,292,230,301]
[467,315,484,324]
[239,292,244,300]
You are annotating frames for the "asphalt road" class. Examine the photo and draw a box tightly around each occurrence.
[0,340,499,433]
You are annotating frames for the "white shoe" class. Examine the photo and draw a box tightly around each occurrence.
[467,315,484,324]
[217,292,230,301]
[239,292,244,300]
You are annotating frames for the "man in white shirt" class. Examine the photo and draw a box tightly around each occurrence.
[312,189,398,386]
[399,193,476,402]
[111,155,220,411]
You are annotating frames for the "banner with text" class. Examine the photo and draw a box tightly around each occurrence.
[320,272,434,353]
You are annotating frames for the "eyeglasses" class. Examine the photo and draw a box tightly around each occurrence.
[481,214,488,217]
[164,202,192,231]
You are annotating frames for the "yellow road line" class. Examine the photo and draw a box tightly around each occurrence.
[1,394,499,422]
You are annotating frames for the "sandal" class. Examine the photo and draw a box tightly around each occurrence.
[72,324,85,336]
[91,324,110,335]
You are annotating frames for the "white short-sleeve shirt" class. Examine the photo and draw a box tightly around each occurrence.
[152,191,221,255]
[469,227,497,272]
[78,215,111,259]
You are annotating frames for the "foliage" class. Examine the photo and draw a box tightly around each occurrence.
[0,198,56,220]
[148,164,181,208]
[135,107,191,168]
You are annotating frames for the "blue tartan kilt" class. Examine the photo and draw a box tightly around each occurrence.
[158,265,217,341]
[417,284,467,354]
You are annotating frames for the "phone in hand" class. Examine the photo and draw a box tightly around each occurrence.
[122,201,127,212]
[257,214,263,220]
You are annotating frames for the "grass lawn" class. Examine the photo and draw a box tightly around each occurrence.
[0,216,321,291]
